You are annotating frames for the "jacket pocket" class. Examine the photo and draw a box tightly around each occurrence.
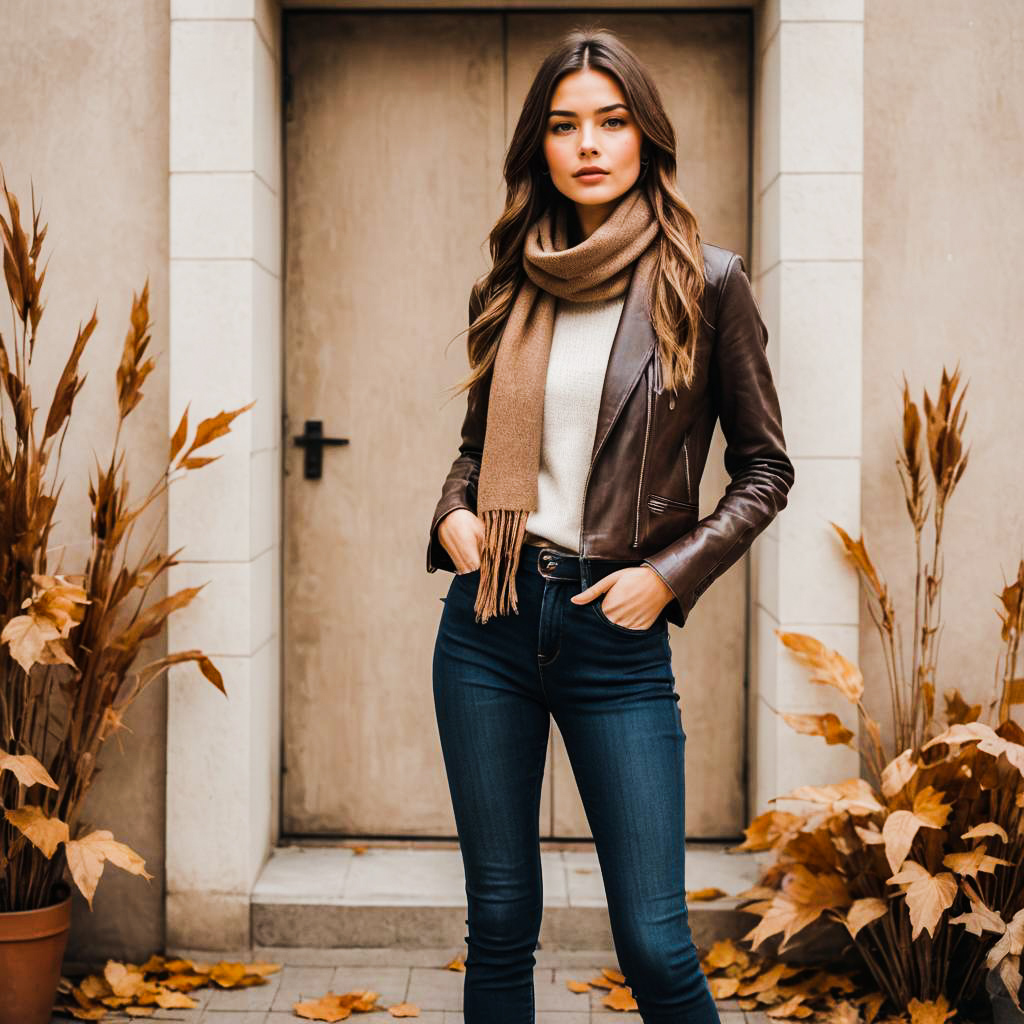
[647,493,698,516]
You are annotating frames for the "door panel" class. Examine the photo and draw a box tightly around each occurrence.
[283,10,751,838]
[282,12,508,834]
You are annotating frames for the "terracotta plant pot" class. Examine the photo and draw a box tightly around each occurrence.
[0,882,73,1024]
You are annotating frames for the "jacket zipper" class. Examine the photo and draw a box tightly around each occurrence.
[682,431,691,502]
[631,360,655,548]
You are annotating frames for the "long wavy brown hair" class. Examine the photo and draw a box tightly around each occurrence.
[451,25,707,401]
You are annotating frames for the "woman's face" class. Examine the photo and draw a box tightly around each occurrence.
[542,67,644,216]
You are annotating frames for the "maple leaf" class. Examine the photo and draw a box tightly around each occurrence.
[886,861,957,939]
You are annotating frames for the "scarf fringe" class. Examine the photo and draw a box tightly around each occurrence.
[473,508,528,624]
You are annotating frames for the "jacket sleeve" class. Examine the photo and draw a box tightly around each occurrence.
[642,253,795,623]
[426,281,491,574]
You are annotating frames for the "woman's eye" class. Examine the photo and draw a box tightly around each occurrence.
[550,117,626,133]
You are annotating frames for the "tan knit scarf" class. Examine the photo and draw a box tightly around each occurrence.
[472,182,660,623]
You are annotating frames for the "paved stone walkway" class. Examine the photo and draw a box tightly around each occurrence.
[54,946,763,1022]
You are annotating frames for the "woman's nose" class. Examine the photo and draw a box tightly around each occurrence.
[579,121,598,153]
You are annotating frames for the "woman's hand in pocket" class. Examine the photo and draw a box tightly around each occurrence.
[438,507,484,573]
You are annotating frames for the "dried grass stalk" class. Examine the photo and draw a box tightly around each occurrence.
[0,171,252,912]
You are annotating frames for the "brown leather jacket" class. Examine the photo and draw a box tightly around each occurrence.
[425,241,795,628]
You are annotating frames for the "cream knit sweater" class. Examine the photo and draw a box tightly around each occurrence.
[522,293,627,554]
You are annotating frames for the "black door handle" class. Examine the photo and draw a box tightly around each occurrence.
[292,419,350,479]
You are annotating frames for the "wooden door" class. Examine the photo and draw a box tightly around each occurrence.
[282,9,752,838]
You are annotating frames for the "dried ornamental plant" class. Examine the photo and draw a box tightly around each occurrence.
[0,169,253,912]
[733,367,1024,1016]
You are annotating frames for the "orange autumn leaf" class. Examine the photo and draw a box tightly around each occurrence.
[65,829,154,909]
[603,984,638,1011]
[841,897,888,939]
[778,711,856,747]
[702,937,751,970]
[766,994,813,1018]
[347,990,381,1012]
[743,866,851,952]
[1,573,89,672]
[601,966,626,985]
[907,995,956,1024]
[732,809,807,852]
[169,402,190,462]
[886,861,957,939]
[0,747,58,788]
[775,630,864,702]
[823,1002,863,1024]
[566,979,591,993]
[242,961,282,978]
[154,989,198,1009]
[4,803,69,857]
[881,788,951,875]
[962,821,1009,843]
[209,962,249,987]
[293,992,352,1022]
[181,401,256,460]
[104,961,155,999]
[162,973,208,991]
[387,1002,420,1018]
[774,777,884,816]
[942,843,1013,878]
[444,953,465,971]
[737,962,789,996]
[710,976,741,998]
[880,749,918,798]
[687,886,728,901]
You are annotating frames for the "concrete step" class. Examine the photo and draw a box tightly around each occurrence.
[251,840,773,951]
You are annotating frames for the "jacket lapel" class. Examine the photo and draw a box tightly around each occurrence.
[589,255,657,462]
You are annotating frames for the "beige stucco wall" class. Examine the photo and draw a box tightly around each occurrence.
[861,0,1024,741]
[1,1,170,960]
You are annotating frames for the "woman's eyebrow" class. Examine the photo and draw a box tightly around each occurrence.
[547,103,629,117]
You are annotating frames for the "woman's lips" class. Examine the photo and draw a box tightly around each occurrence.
[575,172,608,183]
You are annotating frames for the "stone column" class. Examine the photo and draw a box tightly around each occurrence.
[749,0,864,810]
[166,0,283,949]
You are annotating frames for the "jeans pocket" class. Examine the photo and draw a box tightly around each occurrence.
[591,596,661,636]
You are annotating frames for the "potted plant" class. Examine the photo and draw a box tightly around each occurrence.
[732,366,1024,1022]
[0,173,252,1024]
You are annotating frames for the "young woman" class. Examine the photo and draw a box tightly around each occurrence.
[426,26,794,1024]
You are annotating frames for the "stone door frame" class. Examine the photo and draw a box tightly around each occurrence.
[166,0,863,948]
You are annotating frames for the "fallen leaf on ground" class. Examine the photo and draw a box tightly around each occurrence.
[387,1002,420,1017]
[688,886,729,901]
[603,984,638,1010]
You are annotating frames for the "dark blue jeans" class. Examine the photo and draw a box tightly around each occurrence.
[432,543,720,1023]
